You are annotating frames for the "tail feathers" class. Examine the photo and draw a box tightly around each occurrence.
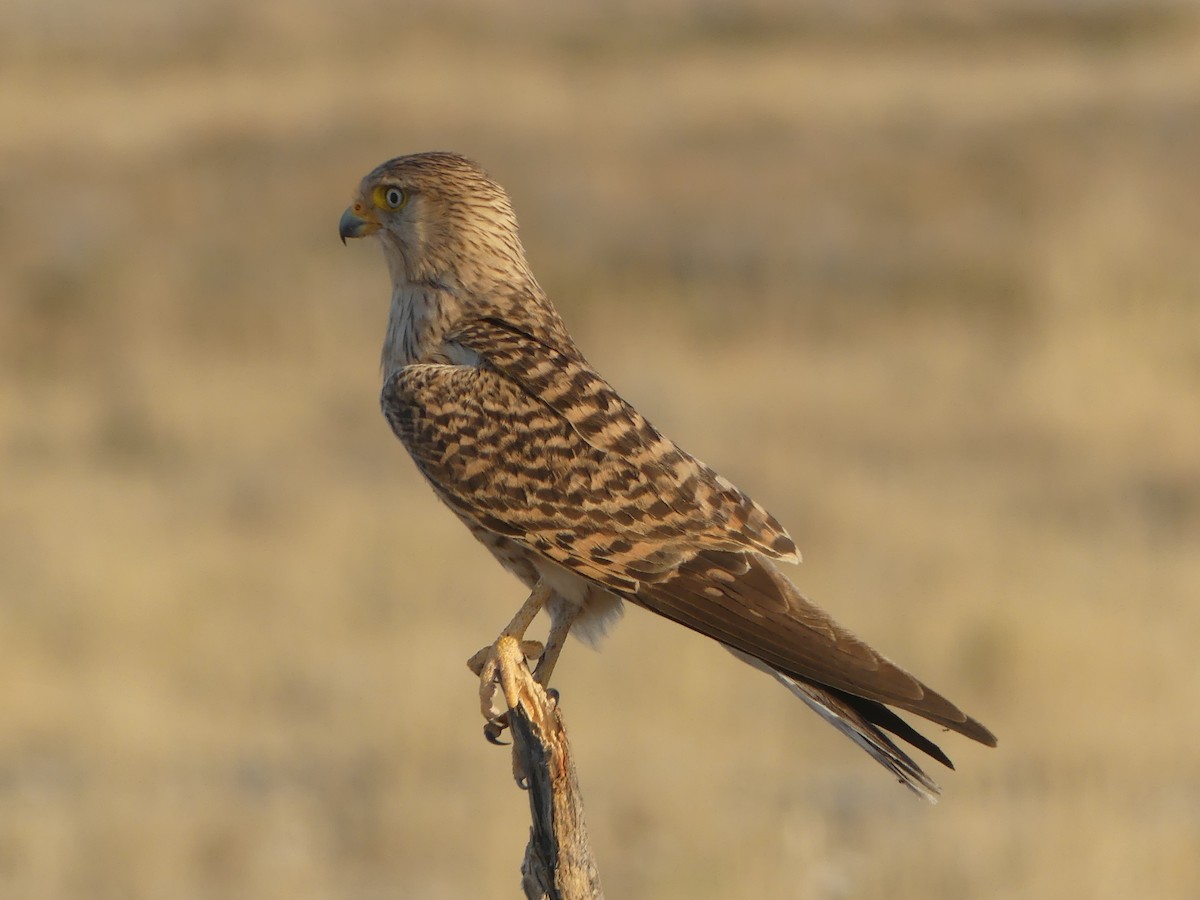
[826,685,954,770]
[726,647,944,802]
[631,550,995,797]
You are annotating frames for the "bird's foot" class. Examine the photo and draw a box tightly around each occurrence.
[467,638,545,743]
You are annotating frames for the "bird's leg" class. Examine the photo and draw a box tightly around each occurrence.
[466,581,551,677]
[532,601,581,687]
[467,581,552,740]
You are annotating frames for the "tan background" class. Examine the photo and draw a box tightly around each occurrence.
[2,2,1199,897]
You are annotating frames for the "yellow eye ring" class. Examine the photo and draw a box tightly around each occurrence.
[373,185,408,210]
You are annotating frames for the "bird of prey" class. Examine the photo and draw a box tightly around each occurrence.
[339,151,996,799]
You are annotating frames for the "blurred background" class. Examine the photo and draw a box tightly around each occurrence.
[2,1,1199,897]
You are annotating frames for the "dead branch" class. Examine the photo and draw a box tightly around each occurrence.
[490,635,604,900]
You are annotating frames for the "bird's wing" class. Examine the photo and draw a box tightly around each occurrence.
[382,316,797,595]
[382,315,995,768]
[452,316,800,562]
[636,549,998,748]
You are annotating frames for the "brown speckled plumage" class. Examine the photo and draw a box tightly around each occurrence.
[340,151,995,799]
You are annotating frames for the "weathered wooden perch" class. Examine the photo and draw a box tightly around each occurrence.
[490,635,604,900]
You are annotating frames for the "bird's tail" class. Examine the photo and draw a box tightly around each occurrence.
[633,549,995,798]
[726,647,943,801]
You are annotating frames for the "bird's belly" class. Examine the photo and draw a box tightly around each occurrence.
[461,516,624,647]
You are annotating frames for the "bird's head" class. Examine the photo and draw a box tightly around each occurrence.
[339,152,531,290]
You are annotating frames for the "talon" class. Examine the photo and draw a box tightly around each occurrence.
[484,716,510,745]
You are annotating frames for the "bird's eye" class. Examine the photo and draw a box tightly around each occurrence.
[374,185,408,210]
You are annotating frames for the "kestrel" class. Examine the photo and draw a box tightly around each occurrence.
[339,152,996,799]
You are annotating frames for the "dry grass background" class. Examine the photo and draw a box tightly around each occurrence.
[2,1,1199,897]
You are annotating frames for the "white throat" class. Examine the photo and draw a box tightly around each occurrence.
[381,282,449,379]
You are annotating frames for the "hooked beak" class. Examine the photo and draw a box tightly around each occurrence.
[339,205,379,244]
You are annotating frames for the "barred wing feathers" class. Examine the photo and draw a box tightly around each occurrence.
[382,316,798,592]
[380,315,995,794]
